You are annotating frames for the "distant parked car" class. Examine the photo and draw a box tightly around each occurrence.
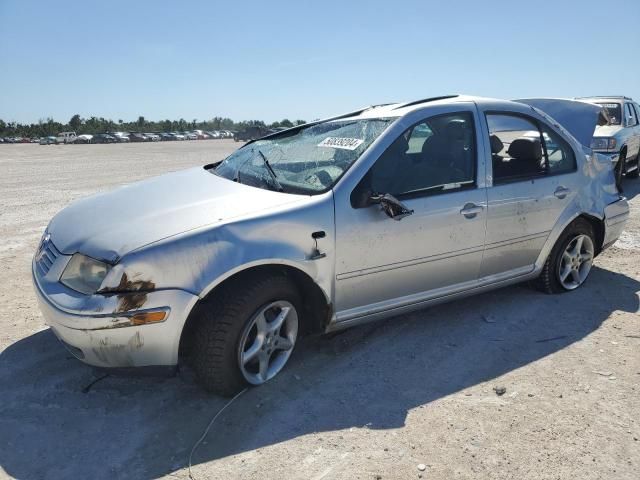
[193,130,210,140]
[160,133,175,141]
[39,136,56,145]
[234,126,271,142]
[579,96,640,187]
[73,135,93,144]
[129,133,148,142]
[56,132,77,144]
[111,132,130,143]
[171,132,186,141]
[145,133,161,142]
[31,137,40,143]
[207,130,221,139]
[92,134,116,144]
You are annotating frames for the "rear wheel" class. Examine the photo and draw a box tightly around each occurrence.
[534,219,595,294]
[191,274,301,396]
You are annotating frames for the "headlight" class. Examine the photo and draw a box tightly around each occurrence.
[590,137,616,150]
[60,254,111,294]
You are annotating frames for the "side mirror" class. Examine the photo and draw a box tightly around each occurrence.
[370,193,414,220]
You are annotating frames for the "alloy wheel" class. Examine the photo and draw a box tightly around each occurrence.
[558,234,594,290]
[238,300,298,385]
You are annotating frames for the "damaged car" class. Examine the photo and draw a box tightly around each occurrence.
[33,95,629,395]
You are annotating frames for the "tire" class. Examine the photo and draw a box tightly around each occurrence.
[627,153,640,179]
[533,218,595,294]
[191,274,301,396]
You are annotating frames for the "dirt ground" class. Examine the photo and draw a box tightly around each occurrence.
[0,142,638,480]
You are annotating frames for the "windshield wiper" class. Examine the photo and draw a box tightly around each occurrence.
[257,149,284,192]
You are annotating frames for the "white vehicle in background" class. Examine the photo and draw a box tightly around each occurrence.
[145,133,161,142]
[73,134,93,144]
[579,96,640,187]
[55,132,77,144]
[112,132,130,143]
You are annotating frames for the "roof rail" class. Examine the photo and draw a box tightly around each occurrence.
[577,95,632,100]
[392,95,458,110]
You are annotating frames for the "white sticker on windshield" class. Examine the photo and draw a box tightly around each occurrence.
[318,137,364,150]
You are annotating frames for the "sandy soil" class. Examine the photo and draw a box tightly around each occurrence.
[0,142,638,480]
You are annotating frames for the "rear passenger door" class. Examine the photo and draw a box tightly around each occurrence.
[480,112,580,278]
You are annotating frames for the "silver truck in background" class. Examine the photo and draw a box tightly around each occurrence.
[579,96,640,186]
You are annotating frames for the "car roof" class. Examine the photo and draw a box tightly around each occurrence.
[338,95,533,120]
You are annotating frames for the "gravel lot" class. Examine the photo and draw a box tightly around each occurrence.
[1,142,639,480]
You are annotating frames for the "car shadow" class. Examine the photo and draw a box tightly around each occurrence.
[0,266,638,479]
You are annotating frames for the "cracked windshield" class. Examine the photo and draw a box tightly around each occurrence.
[213,118,392,194]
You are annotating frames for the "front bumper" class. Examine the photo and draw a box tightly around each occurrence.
[593,150,620,164]
[33,261,199,369]
[602,197,630,250]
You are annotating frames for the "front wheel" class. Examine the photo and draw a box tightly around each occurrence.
[191,274,301,396]
[533,219,595,294]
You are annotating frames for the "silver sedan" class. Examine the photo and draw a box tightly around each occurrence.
[33,95,629,395]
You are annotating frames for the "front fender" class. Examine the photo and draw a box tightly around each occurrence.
[99,193,336,310]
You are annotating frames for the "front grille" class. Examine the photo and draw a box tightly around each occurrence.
[35,238,61,276]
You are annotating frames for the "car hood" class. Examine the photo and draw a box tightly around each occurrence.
[48,167,308,263]
[593,124,623,137]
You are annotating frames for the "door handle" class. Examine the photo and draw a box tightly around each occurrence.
[460,203,484,218]
[554,186,571,199]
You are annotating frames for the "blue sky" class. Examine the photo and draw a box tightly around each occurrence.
[1,0,639,124]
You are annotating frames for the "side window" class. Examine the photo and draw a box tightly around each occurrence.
[625,103,638,127]
[487,114,545,184]
[366,112,476,197]
[405,123,433,153]
[540,125,576,175]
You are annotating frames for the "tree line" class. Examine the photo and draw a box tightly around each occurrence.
[0,115,307,138]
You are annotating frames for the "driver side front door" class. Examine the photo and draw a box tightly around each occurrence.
[333,107,488,324]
